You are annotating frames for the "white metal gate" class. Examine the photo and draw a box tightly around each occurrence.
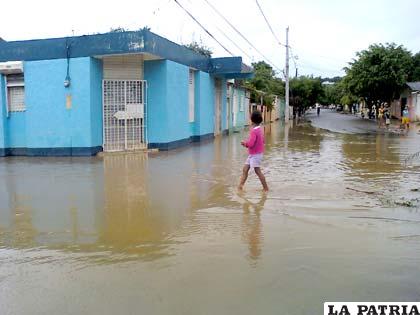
[103,80,147,152]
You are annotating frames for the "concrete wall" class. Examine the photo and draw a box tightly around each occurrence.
[221,78,228,131]
[392,89,420,121]
[145,59,191,147]
[0,75,7,153]
[194,72,215,137]
[90,58,103,147]
[166,61,190,143]
[235,87,246,128]
[0,57,102,156]
[144,59,168,145]
[145,59,217,149]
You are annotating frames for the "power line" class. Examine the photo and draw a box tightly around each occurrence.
[202,0,283,74]
[213,24,254,60]
[254,0,345,75]
[172,0,234,56]
[182,0,255,60]
[255,0,286,48]
[253,0,299,78]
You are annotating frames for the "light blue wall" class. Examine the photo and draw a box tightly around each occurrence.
[145,60,220,146]
[166,61,190,142]
[25,57,89,148]
[221,78,228,131]
[235,88,246,128]
[194,71,214,136]
[144,59,169,144]
[90,58,103,147]
[0,57,102,152]
[0,75,7,149]
[8,113,26,148]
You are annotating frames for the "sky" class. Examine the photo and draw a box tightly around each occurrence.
[1,0,419,78]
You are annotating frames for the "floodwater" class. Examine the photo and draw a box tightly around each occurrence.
[1,116,420,315]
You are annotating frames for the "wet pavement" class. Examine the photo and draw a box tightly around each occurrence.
[308,108,420,136]
[1,115,420,315]
[310,109,380,134]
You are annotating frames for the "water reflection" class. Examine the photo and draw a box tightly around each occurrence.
[0,158,103,250]
[286,122,324,153]
[0,140,245,263]
[240,192,267,264]
[341,134,402,180]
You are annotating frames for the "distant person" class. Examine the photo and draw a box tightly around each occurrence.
[316,103,321,116]
[384,103,391,128]
[402,105,410,131]
[239,111,269,192]
[378,104,385,128]
[371,104,377,120]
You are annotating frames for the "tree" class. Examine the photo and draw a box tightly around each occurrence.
[289,76,324,110]
[321,79,359,107]
[183,40,213,58]
[244,61,284,109]
[411,52,420,81]
[343,43,413,105]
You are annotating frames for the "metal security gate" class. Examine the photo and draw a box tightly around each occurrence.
[103,80,147,152]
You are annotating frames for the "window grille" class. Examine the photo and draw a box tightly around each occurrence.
[6,73,25,112]
[102,80,147,152]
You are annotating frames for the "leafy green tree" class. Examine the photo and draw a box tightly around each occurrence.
[322,79,358,106]
[411,52,420,81]
[289,76,324,109]
[244,61,284,109]
[343,43,413,105]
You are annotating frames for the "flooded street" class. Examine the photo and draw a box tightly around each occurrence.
[1,112,420,315]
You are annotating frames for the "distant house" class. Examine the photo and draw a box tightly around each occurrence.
[0,29,252,156]
[247,92,284,125]
[225,79,252,132]
[390,82,420,122]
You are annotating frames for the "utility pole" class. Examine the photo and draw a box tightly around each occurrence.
[285,27,290,123]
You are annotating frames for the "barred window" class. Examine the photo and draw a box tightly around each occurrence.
[6,73,25,112]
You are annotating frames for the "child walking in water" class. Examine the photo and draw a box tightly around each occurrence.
[239,111,269,192]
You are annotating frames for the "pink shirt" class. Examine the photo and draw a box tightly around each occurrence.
[244,126,264,155]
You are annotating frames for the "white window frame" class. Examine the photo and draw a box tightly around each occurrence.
[188,69,195,122]
[6,73,25,112]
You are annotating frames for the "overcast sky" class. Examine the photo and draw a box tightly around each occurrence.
[1,0,419,78]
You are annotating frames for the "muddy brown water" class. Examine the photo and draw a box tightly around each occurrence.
[1,120,420,315]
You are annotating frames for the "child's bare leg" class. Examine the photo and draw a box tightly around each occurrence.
[238,165,250,190]
[254,167,269,192]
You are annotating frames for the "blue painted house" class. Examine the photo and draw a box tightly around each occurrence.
[226,80,251,132]
[0,29,252,156]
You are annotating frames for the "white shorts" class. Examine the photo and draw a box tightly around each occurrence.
[245,153,263,168]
